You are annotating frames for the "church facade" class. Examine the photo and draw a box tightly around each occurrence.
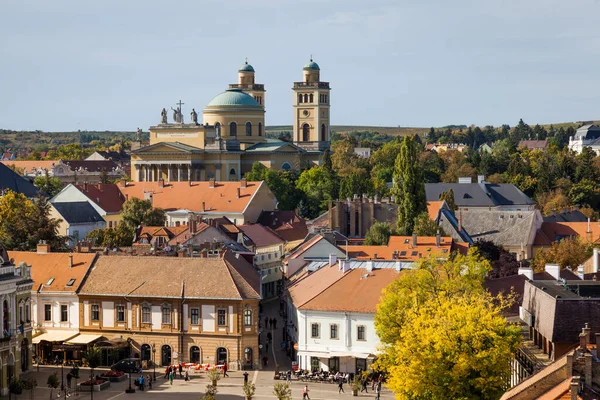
[130,59,331,182]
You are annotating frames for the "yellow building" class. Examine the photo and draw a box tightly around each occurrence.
[131,59,331,182]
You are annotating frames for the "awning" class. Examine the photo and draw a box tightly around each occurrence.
[32,331,77,344]
[96,337,129,348]
[298,350,375,359]
[65,334,104,345]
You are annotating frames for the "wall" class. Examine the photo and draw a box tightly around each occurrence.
[33,293,79,331]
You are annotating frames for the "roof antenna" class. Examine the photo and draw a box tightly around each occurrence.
[245,57,248,64]
[310,54,313,62]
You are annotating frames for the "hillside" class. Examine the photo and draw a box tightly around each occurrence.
[266,125,429,137]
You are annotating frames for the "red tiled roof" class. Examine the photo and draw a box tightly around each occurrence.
[75,183,126,213]
[239,224,284,248]
[257,211,308,243]
[345,236,452,261]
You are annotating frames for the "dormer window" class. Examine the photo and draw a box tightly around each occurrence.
[46,278,54,286]
[66,279,75,287]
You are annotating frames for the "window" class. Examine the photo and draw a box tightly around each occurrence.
[229,122,237,137]
[310,356,320,372]
[19,304,23,323]
[303,94,308,103]
[302,124,310,142]
[116,305,125,322]
[311,323,320,338]
[245,122,252,136]
[258,122,262,136]
[91,304,99,321]
[357,325,366,341]
[309,93,313,103]
[244,309,252,326]
[162,306,171,325]
[190,308,199,325]
[321,124,327,141]
[298,94,303,103]
[141,306,151,324]
[66,279,75,287]
[268,254,271,260]
[356,358,367,372]
[60,305,68,322]
[281,162,291,171]
[330,324,338,339]
[217,309,227,326]
[44,304,51,321]
[25,301,30,322]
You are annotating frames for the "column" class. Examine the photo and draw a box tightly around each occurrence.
[136,165,142,182]
[177,165,182,182]
[143,165,148,182]
[168,165,173,182]
[215,163,221,181]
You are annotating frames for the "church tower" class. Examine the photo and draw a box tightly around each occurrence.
[292,58,331,151]
[229,60,265,108]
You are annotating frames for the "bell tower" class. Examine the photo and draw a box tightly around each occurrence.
[229,59,265,108]
[292,58,331,151]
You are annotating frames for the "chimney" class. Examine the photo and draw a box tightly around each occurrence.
[158,178,164,188]
[83,182,88,191]
[395,261,401,272]
[328,253,337,267]
[373,253,378,260]
[202,202,206,212]
[119,178,126,188]
[457,209,462,233]
[412,232,417,247]
[237,187,241,199]
[37,241,49,254]
[366,260,373,272]
[341,260,351,274]
[518,266,533,280]
[69,253,73,268]
[209,178,215,188]
[240,179,247,188]
[435,230,441,247]
[594,248,599,273]
[577,264,585,280]
[545,264,560,280]
[570,377,579,400]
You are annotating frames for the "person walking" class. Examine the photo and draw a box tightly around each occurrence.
[338,379,344,393]
[371,375,376,390]
[361,377,368,393]
[223,362,229,377]
[169,369,174,385]
[164,366,169,379]
[185,369,189,381]
[303,384,311,399]
[286,370,292,382]
[148,374,153,389]
[375,382,382,400]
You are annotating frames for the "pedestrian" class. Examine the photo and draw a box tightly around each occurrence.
[371,375,376,390]
[338,379,344,393]
[139,375,144,391]
[303,384,311,399]
[376,382,382,400]
[286,370,291,382]
[66,372,72,390]
[223,362,229,377]
[361,377,368,393]
[179,363,183,378]
[148,375,152,389]
[185,369,189,381]
[164,366,169,379]
[169,369,174,385]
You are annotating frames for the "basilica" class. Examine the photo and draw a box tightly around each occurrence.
[130,59,331,182]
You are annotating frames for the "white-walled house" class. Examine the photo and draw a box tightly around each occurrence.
[285,234,346,277]
[285,260,402,373]
[10,246,98,363]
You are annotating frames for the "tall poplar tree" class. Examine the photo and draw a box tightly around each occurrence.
[392,136,427,235]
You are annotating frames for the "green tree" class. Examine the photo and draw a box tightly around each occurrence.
[412,212,440,236]
[569,179,600,209]
[438,188,456,210]
[575,146,597,183]
[364,221,395,245]
[33,174,63,197]
[121,198,166,230]
[375,252,521,400]
[339,168,373,200]
[245,162,303,211]
[47,373,59,399]
[392,136,427,235]
[296,167,337,219]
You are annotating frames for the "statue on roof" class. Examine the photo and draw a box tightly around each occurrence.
[190,108,198,124]
[171,107,181,123]
[161,108,168,124]
[136,127,142,142]
[0,243,9,266]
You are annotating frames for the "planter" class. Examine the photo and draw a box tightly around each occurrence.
[352,389,358,396]
[78,381,110,392]
[102,374,127,383]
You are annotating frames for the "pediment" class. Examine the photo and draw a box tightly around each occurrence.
[133,142,201,154]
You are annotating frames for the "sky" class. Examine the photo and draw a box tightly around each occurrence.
[1,0,600,132]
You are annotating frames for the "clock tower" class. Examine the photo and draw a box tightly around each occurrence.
[292,58,331,152]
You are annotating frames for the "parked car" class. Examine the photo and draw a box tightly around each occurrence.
[111,358,141,373]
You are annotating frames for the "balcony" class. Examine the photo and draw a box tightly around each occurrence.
[293,82,330,89]
[228,84,265,91]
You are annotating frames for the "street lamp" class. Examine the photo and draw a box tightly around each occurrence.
[152,344,156,382]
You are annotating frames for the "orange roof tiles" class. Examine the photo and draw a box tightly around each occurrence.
[118,181,264,213]
[299,268,400,313]
[75,183,126,213]
[537,222,600,245]
[9,251,97,293]
[345,235,452,261]
[427,201,444,221]
[287,263,346,308]
[0,160,57,173]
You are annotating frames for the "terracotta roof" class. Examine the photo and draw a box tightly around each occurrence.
[137,225,189,240]
[538,222,600,244]
[239,224,284,248]
[427,201,444,221]
[79,251,260,300]
[518,140,548,150]
[166,223,212,246]
[299,268,400,312]
[0,160,57,172]
[345,236,452,261]
[74,183,126,213]
[118,181,265,213]
[257,210,308,242]
[287,262,346,308]
[9,251,97,293]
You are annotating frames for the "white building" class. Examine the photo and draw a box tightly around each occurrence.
[285,258,402,373]
[568,124,600,154]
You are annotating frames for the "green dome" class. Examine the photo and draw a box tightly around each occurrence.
[303,59,320,71]
[238,62,255,72]
[206,88,261,107]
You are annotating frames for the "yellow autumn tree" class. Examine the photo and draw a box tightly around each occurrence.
[374,251,521,400]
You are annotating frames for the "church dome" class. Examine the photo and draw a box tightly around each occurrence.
[303,59,320,71]
[206,88,261,107]
[238,61,255,72]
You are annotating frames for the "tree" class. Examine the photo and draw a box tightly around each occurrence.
[273,382,292,400]
[438,188,457,210]
[47,373,59,399]
[33,174,63,197]
[375,252,521,400]
[121,198,166,230]
[412,212,441,237]
[575,146,597,183]
[83,345,102,400]
[0,191,65,251]
[392,136,427,235]
[364,222,395,245]
[339,168,372,200]
[87,225,134,248]
[473,240,520,278]
[532,238,593,272]
[536,189,571,216]
[569,179,600,209]
[296,167,337,219]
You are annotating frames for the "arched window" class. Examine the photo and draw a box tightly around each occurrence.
[309,94,314,103]
[244,309,252,326]
[190,346,201,364]
[246,122,252,136]
[302,124,310,142]
[321,124,327,141]
[258,123,262,136]
[298,94,303,104]
[303,94,308,103]
[229,122,237,137]
[216,347,228,365]
[3,300,9,334]
[229,168,236,176]
[161,345,171,366]
[281,162,292,171]
[215,122,221,137]
[141,344,151,362]
[244,347,253,367]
